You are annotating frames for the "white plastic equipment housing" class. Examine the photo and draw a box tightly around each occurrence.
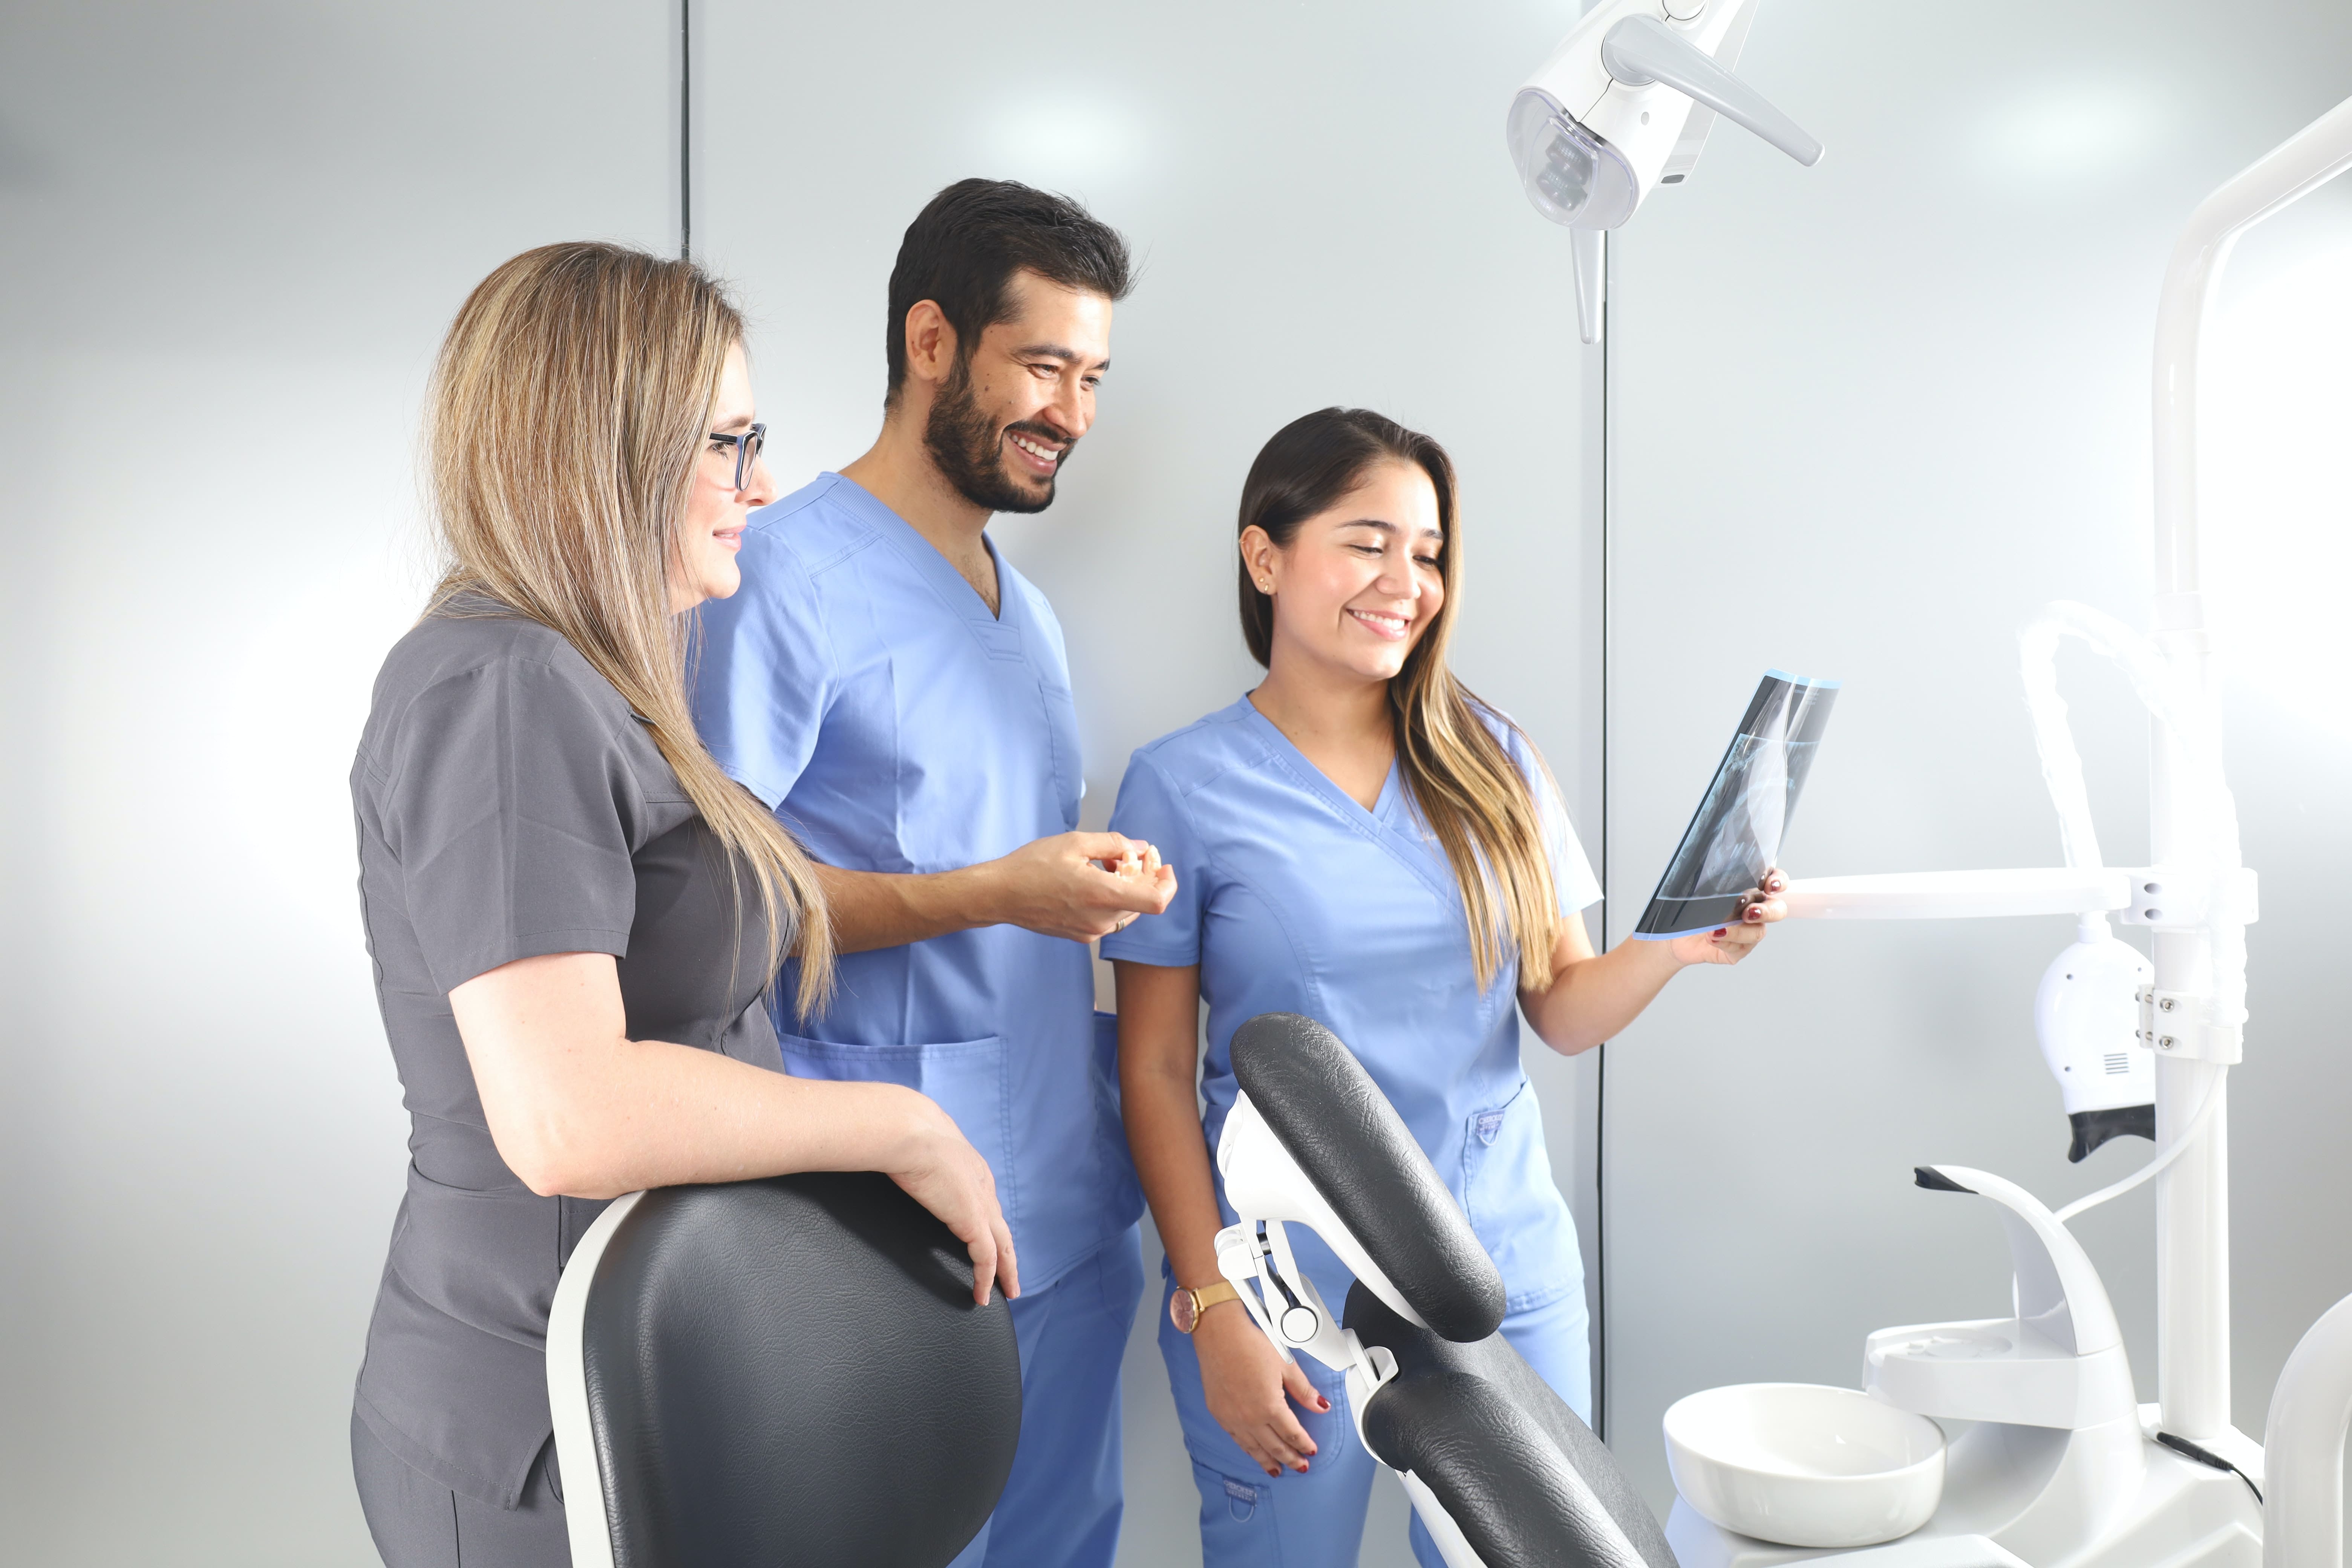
[1865,1167,2137,1432]
[1509,0,1818,342]
[2037,935,2154,1119]
[2147,89,2352,1448]
[2265,1290,2352,1568]
[2135,985,2244,1065]
[1781,867,2131,920]
[1216,1092,1431,1333]
[1778,866,2257,927]
[545,1188,645,1568]
[1513,0,1806,229]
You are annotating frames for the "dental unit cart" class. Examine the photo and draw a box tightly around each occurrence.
[1503,6,2352,1568]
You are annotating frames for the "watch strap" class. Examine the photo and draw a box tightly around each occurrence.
[1190,1279,1242,1316]
[1174,1278,1244,1332]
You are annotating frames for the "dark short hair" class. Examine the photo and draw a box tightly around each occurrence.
[884,179,1134,403]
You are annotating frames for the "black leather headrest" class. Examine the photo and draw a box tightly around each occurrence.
[1348,1285,1678,1568]
[580,1172,1020,1568]
[1231,1012,1505,1342]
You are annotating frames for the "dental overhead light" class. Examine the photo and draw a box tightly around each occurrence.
[1507,0,1823,343]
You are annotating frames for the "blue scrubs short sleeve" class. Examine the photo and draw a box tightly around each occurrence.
[690,524,836,811]
[1499,721,1602,916]
[1100,752,1205,968]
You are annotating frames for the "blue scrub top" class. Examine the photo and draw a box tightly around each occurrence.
[690,473,1140,1291]
[1099,696,1602,1318]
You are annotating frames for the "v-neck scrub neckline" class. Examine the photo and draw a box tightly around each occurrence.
[1237,695,1406,822]
[1233,697,1455,908]
[826,473,1015,628]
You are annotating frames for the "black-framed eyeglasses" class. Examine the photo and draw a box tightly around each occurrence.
[709,422,767,492]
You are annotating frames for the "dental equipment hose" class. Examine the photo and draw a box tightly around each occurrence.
[2054,1066,2226,1225]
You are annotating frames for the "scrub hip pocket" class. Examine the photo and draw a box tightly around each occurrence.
[776,1033,1017,1234]
[1461,1080,1541,1243]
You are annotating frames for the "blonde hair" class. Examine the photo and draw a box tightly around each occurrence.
[425,241,833,1015]
[1238,409,1564,992]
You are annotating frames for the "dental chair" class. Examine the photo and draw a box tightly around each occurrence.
[1218,1011,1681,1568]
[546,1171,1022,1568]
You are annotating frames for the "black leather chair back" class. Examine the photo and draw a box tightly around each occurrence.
[576,1172,1021,1568]
[1232,1011,1507,1341]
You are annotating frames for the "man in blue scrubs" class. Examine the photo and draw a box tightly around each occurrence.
[691,179,1173,1568]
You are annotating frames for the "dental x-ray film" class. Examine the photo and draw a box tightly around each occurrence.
[1634,671,1839,940]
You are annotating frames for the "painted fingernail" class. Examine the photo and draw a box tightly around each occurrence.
[1713,927,1728,937]
[1319,1397,1332,1410]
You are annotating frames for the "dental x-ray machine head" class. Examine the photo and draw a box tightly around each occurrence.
[1508,0,1822,343]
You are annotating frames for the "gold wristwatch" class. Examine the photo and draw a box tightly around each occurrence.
[1170,1279,1242,1334]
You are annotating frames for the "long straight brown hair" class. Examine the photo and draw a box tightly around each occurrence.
[1238,407,1564,992]
[425,241,833,1015]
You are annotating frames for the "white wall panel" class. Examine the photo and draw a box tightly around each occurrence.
[0,4,675,1561]
[1602,0,2352,1515]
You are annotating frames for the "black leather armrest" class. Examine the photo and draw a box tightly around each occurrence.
[1231,1012,1505,1341]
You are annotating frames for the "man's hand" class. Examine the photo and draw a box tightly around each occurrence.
[975,831,1176,942]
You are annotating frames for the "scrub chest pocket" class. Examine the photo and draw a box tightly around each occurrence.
[777,1034,1018,1234]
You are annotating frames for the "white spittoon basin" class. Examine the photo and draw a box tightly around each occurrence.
[1664,1384,1948,1550]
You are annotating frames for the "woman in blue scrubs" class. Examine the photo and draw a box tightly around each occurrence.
[1102,407,1786,1568]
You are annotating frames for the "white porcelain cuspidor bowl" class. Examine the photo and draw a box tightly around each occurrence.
[1663,1383,1946,1549]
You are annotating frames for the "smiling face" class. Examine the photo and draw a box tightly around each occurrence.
[1244,458,1447,688]
[921,269,1113,514]
[670,341,777,613]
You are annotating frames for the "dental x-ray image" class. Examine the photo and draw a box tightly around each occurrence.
[1635,671,1838,939]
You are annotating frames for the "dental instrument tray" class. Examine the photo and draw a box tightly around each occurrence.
[1634,669,1838,939]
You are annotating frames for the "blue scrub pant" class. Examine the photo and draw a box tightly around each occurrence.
[950,1228,1145,1568]
[1159,1275,1591,1568]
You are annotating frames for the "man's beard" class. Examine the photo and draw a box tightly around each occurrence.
[923,358,1069,515]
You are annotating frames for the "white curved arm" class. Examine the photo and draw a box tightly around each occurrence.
[1600,14,1822,165]
[2265,1291,2352,1568]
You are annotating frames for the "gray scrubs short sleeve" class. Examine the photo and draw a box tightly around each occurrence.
[351,605,787,1513]
[378,655,645,992]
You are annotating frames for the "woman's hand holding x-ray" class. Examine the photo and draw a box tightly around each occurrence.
[1667,865,1788,966]
[1520,867,1790,1053]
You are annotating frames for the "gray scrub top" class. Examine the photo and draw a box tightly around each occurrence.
[349,596,791,1509]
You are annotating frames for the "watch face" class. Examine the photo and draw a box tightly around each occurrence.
[1170,1289,1199,1335]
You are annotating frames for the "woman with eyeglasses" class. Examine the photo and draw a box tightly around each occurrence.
[346,242,1016,1566]
[1103,407,1784,1568]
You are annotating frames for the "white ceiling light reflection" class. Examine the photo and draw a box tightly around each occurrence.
[976,101,1150,191]
[1978,83,2168,188]
[2203,247,2352,738]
